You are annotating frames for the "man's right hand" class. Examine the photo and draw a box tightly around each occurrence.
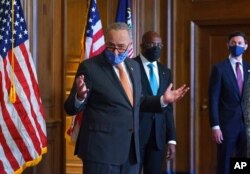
[76,75,88,101]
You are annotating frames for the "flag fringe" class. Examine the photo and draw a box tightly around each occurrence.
[13,147,47,174]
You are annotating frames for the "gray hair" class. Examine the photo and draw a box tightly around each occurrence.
[105,22,132,39]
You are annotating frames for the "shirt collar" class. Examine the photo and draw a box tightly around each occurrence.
[229,56,243,65]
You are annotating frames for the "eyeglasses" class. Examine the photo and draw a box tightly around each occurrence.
[105,43,130,54]
[144,42,163,48]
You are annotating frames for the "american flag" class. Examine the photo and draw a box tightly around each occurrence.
[66,0,105,142]
[0,0,47,173]
[84,0,105,58]
[115,0,134,58]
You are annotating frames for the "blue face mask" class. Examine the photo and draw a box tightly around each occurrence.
[229,45,245,57]
[105,49,129,65]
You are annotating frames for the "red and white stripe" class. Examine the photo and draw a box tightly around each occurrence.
[0,41,47,173]
[128,45,134,58]
[85,20,105,58]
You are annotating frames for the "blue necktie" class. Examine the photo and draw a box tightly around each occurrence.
[147,63,158,95]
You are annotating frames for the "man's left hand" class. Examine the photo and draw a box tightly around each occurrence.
[165,144,176,160]
[162,83,189,104]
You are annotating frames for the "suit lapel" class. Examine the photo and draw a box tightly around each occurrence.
[243,60,250,92]
[225,59,241,97]
[137,57,154,95]
[124,59,137,106]
[243,60,249,83]
[157,62,168,95]
[100,58,122,90]
[100,57,134,107]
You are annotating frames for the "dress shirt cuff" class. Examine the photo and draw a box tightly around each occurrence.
[168,140,177,145]
[75,94,85,108]
[160,96,168,108]
[212,125,220,130]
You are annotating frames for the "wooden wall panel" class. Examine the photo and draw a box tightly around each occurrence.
[65,0,88,173]
[67,0,87,59]
[21,0,65,173]
[194,23,250,174]
[133,0,169,65]
[174,0,250,173]
[36,0,64,120]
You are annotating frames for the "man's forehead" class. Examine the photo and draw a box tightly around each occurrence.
[107,29,130,41]
[230,36,245,42]
[149,37,162,43]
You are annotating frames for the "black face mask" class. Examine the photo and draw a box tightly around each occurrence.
[143,46,161,62]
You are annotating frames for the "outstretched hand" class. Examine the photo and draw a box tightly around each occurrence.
[75,75,89,101]
[162,83,189,104]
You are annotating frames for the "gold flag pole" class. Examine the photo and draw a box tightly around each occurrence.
[80,0,91,61]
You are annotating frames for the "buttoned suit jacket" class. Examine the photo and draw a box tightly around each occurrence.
[134,56,176,150]
[209,58,250,139]
[64,52,163,165]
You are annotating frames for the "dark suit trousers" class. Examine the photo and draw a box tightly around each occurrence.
[140,120,165,174]
[217,128,247,174]
[82,134,139,174]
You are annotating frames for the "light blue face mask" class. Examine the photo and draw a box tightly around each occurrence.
[229,45,245,57]
[105,49,129,65]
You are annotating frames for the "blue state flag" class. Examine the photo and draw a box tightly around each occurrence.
[115,0,133,58]
[115,0,132,28]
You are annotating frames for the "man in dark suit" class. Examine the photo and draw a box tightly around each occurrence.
[208,31,250,174]
[134,31,176,174]
[64,23,188,174]
[64,23,189,174]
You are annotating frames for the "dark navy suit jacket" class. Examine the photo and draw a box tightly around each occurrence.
[134,56,176,149]
[209,58,250,139]
[64,52,163,165]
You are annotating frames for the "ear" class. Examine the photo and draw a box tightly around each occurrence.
[245,44,248,50]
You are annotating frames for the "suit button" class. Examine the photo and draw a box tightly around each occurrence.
[129,128,133,132]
